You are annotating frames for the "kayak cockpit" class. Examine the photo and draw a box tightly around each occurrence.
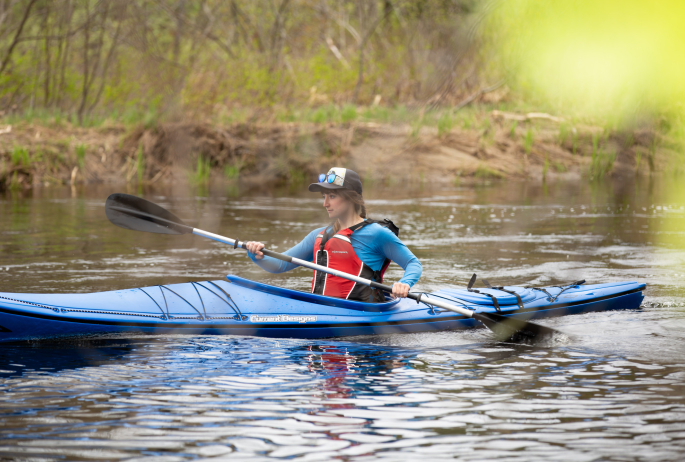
[226,275,401,312]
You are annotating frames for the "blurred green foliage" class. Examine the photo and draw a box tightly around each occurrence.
[10,147,30,167]
[75,145,86,170]
[523,128,534,154]
[191,156,212,185]
[437,112,454,138]
[481,0,685,123]
[136,144,145,183]
[0,0,477,124]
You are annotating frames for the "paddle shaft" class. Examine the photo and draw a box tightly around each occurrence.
[192,228,475,318]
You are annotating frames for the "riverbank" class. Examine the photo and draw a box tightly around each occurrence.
[0,108,669,191]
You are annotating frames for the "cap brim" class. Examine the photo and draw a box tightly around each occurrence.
[308,182,346,193]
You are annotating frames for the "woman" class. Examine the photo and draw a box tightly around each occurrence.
[246,167,422,302]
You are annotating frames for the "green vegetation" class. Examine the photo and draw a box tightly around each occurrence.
[589,150,617,180]
[0,1,479,125]
[191,156,212,185]
[553,161,567,173]
[10,147,30,167]
[482,0,685,183]
[475,164,504,179]
[0,0,682,191]
[136,145,145,183]
[524,128,534,154]
[437,112,454,138]
[8,172,22,190]
[591,132,601,158]
[75,145,86,170]
[509,121,518,139]
[224,163,241,180]
[340,105,358,123]
[409,116,424,140]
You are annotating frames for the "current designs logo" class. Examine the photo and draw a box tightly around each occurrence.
[250,314,318,324]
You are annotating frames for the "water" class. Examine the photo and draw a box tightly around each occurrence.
[1,180,684,461]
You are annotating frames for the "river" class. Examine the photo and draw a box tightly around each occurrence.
[0,179,684,461]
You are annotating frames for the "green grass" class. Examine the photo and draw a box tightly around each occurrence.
[437,112,454,138]
[558,122,578,147]
[589,149,616,179]
[524,128,534,154]
[475,164,504,179]
[635,148,643,171]
[553,161,567,173]
[340,104,357,123]
[75,144,86,170]
[409,115,424,140]
[9,172,22,190]
[224,162,241,180]
[136,144,145,183]
[510,121,518,138]
[310,105,337,124]
[10,147,30,167]
[1,105,164,129]
[273,104,444,127]
[591,131,600,157]
[5,108,67,127]
[191,156,212,184]
[361,105,390,123]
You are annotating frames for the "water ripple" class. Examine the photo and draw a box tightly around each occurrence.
[0,338,683,461]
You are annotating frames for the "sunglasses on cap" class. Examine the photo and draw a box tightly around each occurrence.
[318,172,344,185]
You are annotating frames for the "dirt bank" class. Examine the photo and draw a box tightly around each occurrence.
[0,112,666,191]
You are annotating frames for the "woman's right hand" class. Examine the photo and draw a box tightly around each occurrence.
[245,241,266,259]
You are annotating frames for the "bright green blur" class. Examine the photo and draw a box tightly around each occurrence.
[483,0,685,257]
[483,0,685,121]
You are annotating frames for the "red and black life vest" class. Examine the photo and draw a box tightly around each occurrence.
[311,219,399,303]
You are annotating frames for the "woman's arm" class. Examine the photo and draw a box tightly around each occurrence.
[246,227,323,273]
[377,228,423,287]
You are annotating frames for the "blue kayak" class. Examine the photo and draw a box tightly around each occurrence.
[0,276,645,342]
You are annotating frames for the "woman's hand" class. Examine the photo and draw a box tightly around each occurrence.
[392,282,411,298]
[246,241,266,259]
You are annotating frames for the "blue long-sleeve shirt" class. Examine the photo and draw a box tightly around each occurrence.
[247,222,422,286]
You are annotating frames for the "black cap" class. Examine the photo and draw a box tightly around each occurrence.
[308,167,363,195]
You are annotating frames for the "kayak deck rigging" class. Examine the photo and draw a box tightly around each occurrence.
[0,275,646,342]
[1,280,246,322]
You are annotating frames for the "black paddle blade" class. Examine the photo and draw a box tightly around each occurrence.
[474,312,559,343]
[467,273,477,290]
[105,193,193,235]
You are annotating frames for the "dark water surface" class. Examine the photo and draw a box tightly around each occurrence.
[1,180,684,461]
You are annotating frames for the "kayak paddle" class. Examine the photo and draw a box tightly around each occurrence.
[105,193,559,342]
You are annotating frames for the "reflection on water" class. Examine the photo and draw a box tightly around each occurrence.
[0,339,138,378]
[0,337,684,460]
[1,179,685,460]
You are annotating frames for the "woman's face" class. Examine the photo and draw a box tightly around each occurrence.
[322,192,352,219]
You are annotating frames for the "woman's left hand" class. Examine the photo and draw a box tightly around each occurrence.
[392,282,411,298]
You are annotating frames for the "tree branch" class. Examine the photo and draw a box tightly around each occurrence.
[0,0,38,75]
[454,79,505,111]
[352,2,394,103]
